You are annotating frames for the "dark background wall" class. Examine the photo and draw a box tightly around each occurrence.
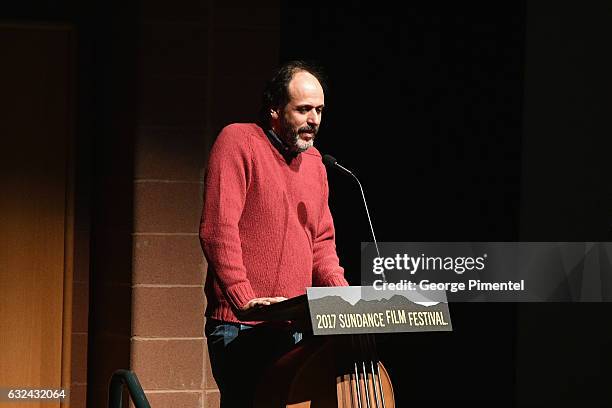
[280,1,524,277]
[517,2,612,407]
[280,3,523,407]
[280,2,612,408]
[520,2,612,242]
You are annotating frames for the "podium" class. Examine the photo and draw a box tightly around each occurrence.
[241,286,452,408]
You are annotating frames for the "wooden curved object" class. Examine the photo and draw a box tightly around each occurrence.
[255,335,395,408]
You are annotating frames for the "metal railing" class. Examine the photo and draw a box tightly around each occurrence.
[108,369,151,408]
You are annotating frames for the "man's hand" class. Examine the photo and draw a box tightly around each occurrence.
[240,297,287,311]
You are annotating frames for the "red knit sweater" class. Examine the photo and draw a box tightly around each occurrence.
[200,123,348,323]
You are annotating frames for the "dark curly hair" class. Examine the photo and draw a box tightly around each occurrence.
[258,60,327,127]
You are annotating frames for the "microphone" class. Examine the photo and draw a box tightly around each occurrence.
[322,154,385,282]
[322,154,354,177]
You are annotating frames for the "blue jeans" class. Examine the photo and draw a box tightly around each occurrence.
[205,319,302,408]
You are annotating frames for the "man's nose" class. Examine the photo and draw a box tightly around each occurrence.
[307,109,321,125]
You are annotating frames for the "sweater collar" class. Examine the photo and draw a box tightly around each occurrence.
[264,128,299,162]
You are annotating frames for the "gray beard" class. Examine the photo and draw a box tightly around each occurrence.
[288,132,314,153]
[278,122,316,153]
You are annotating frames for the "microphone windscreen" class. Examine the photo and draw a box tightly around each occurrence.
[322,154,337,168]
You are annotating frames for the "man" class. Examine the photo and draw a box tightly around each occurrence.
[199,60,347,407]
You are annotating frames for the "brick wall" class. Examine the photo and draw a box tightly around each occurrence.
[130,2,280,407]
[70,224,90,408]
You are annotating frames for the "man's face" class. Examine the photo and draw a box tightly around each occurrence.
[272,71,325,153]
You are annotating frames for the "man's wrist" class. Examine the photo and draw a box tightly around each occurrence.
[225,282,257,310]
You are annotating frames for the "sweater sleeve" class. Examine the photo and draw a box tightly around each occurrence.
[312,167,349,287]
[199,125,257,309]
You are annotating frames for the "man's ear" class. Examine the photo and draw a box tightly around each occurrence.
[270,108,279,120]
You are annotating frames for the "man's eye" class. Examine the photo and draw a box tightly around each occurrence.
[298,108,309,114]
